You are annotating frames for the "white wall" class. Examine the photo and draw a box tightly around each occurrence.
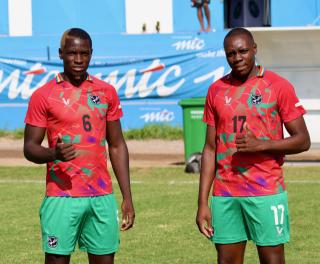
[8,0,32,36]
[125,0,173,34]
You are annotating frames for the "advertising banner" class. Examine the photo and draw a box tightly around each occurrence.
[0,33,229,129]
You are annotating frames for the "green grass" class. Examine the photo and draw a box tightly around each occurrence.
[123,125,183,140]
[0,129,24,139]
[0,166,319,263]
[0,125,183,140]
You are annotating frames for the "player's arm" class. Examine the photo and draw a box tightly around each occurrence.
[236,116,310,155]
[196,124,216,238]
[23,124,77,164]
[106,120,135,231]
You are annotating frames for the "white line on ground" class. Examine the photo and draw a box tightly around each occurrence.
[169,180,198,185]
[1,179,320,185]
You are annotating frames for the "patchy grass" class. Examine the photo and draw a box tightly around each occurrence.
[0,129,24,139]
[123,125,183,140]
[0,166,319,263]
[0,125,183,140]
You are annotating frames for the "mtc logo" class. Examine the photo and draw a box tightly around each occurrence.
[172,37,205,51]
[140,109,174,122]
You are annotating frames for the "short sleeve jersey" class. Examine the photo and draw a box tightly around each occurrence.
[203,67,306,197]
[25,73,123,197]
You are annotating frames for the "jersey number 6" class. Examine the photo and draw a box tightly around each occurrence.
[82,115,92,132]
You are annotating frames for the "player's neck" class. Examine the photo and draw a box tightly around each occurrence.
[62,72,87,87]
[232,65,258,83]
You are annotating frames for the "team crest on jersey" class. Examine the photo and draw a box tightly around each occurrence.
[48,236,58,248]
[251,94,262,105]
[89,95,100,105]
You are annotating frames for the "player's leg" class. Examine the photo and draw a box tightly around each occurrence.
[203,1,211,32]
[88,253,115,264]
[215,242,246,264]
[79,194,120,258]
[45,253,70,264]
[257,244,285,264]
[210,196,248,264]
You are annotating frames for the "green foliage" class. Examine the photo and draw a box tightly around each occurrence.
[0,166,319,263]
[0,129,24,139]
[0,125,183,140]
[123,125,183,140]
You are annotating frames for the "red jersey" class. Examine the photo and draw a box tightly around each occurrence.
[203,67,306,197]
[25,73,123,197]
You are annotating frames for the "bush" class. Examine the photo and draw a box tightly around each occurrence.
[0,125,183,140]
[123,124,183,140]
[0,129,24,139]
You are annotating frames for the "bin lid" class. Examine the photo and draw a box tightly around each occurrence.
[178,97,205,107]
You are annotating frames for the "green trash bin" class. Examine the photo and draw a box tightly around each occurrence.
[179,97,206,162]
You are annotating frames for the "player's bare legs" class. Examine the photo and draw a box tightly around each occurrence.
[197,7,205,32]
[88,253,115,264]
[203,3,211,32]
[215,241,246,264]
[257,244,285,264]
[45,253,70,264]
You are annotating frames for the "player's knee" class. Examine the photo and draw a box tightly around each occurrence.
[217,254,243,264]
[258,245,285,264]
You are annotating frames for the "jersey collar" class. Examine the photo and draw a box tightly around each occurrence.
[55,73,93,84]
[256,65,265,77]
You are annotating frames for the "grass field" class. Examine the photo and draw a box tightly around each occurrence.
[0,166,319,264]
[0,125,183,140]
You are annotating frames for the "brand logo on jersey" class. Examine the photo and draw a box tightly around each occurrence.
[90,95,100,104]
[48,236,58,248]
[225,96,232,105]
[251,94,262,105]
[62,97,70,105]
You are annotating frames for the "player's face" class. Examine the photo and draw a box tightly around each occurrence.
[59,36,92,86]
[224,34,257,81]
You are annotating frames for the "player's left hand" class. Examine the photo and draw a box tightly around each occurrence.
[120,199,135,231]
[236,123,266,152]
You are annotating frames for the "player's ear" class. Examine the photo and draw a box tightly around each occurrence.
[59,48,63,59]
[253,42,257,55]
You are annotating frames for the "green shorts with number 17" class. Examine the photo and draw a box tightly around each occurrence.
[210,192,290,246]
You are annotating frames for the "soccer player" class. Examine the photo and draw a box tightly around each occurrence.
[24,28,135,264]
[196,27,310,263]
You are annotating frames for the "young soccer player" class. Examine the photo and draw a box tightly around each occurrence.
[196,27,310,263]
[24,28,135,264]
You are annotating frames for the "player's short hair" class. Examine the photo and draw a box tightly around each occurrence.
[60,28,92,49]
[223,27,255,47]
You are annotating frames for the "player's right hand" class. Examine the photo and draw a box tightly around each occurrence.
[196,205,214,238]
[54,134,77,161]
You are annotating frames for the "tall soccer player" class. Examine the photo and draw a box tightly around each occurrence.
[24,28,135,264]
[196,27,310,263]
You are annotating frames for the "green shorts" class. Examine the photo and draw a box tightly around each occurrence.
[210,192,290,246]
[40,194,119,255]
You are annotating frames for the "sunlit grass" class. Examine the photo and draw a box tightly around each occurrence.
[0,166,319,263]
